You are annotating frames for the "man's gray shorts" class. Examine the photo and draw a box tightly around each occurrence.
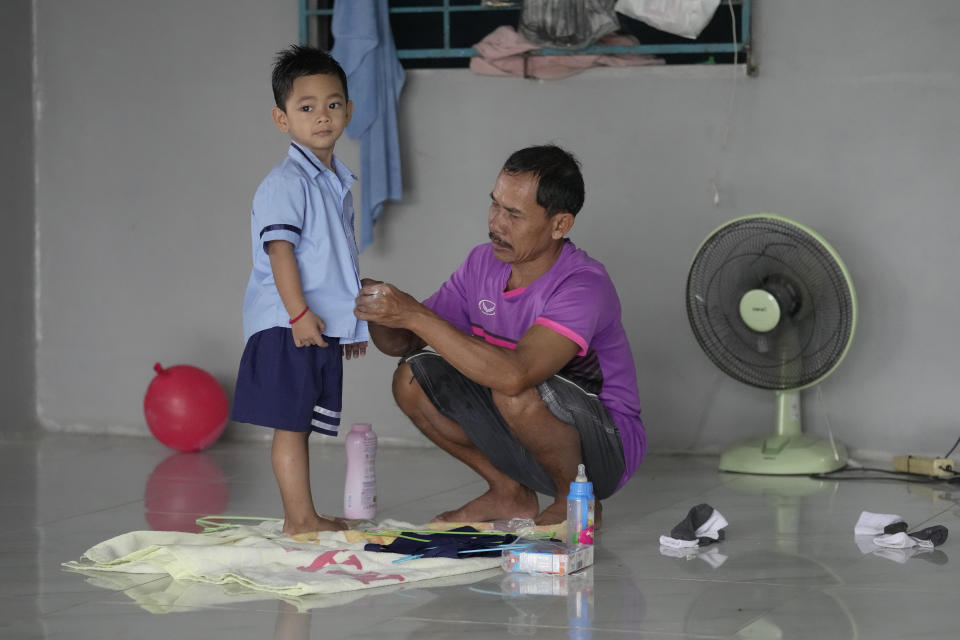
[404,350,625,500]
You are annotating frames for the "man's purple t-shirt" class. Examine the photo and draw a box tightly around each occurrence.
[423,240,645,491]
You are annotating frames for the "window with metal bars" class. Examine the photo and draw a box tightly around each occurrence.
[301,1,754,73]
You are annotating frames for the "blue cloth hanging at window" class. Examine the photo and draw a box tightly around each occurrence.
[332,0,405,250]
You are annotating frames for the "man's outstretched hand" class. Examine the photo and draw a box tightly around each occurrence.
[354,280,421,329]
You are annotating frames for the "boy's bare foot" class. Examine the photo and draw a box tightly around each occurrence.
[432,487,539,523]
[282,514,348,537]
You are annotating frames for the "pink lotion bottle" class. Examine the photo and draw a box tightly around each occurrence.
[344,423,377,520]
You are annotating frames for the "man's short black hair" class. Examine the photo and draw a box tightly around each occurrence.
[502,145,585,217]
[271,45,348,110]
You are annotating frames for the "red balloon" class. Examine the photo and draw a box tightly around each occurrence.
[145,452,229,532]
[144,362,229,452]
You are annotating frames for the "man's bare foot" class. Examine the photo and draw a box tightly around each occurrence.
[535,499,603,528]
[534,499,567,525]
[282,514,347,537]
[432,487,539,523]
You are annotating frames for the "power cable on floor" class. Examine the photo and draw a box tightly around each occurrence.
[810,466,959,484]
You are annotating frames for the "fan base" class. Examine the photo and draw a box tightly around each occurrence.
[719,434,847,475]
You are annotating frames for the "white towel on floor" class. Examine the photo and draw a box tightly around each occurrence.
[63,520,501,599]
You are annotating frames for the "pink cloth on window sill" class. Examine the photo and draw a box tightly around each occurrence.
[470,26,663,80]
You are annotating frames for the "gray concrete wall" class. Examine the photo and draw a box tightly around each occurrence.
[34,1,960,459]
[33,0,304,436]
[1,0,36,436]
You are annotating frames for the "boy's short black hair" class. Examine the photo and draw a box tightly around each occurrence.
[272,45,349,110]
[502,145,585,218]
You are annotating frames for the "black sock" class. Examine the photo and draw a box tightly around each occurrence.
[909,525,948,547]
[883,521,909,535]
[670,503,725,546]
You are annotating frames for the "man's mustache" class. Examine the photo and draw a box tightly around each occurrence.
[489,232,512,249]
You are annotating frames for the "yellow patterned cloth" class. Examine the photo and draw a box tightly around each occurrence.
[63,519,505,608]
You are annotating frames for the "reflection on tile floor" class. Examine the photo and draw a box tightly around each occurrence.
[1,433,959,639]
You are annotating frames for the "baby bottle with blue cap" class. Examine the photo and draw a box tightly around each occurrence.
[566,464,595,546]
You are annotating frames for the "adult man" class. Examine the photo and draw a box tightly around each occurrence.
[355,145,645,525]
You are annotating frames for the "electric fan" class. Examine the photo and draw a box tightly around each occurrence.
[686,214,857,474]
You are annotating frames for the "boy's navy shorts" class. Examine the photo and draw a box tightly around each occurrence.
[231,327,342,436]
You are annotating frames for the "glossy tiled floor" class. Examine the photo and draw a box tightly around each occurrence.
[2,432,959,639]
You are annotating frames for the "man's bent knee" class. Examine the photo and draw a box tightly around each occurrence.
[491,387,546,424]
[392,362,426,412]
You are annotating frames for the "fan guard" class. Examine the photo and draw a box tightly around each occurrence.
[687,216,855,391]
[686,215,857,474]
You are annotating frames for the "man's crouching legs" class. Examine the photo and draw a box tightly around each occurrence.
[392,362,539,523]
[491,387,588,526]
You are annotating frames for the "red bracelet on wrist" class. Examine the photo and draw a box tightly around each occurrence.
[289,307,309,324]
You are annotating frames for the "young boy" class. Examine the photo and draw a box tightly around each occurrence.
[232,45,368,536]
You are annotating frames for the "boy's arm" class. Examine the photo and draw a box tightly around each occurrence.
[268,240,328,348]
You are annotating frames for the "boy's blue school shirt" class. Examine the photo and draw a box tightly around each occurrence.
[241,142,369,344]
